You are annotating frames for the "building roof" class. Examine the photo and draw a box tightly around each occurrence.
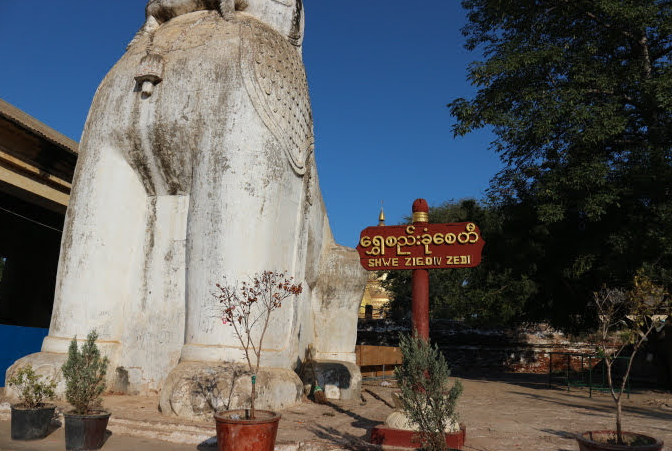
[0,98,78,213]
[0,98,78,155]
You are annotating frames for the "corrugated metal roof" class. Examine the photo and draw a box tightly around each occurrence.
[0,98,78,154]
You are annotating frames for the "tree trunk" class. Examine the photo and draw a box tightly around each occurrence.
[616,399,623,445]
[250,374,256,420]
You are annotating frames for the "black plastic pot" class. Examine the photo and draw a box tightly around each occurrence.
[10,404,56,440]
[64,411,111,450]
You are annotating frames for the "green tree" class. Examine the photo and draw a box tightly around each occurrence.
[448,0,672,329]
[61,330,109,414]
[395,333,463,451]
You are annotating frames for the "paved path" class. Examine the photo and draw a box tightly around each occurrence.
[1,374,670,450]
[0,422,199,451]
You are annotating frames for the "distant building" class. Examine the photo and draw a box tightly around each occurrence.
[0,98,77,328]
[359,272,392,319]
[358,205,392,319]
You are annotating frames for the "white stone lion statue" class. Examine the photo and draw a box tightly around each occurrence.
[7,0,366,419]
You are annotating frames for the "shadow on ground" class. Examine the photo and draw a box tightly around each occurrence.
[508,389,672,421]
[307,424,378,451]
[325,401,382,430]
[196,436,217,449]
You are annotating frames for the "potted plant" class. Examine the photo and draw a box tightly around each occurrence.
[371,332,463,451]
[61,330,110,451]
[7,364,57,440]
[576,272,668,451]
[213,270,303,451]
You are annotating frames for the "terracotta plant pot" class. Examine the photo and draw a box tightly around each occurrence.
[576,431,663,451]
[370,423,466,449]
[10,404,56,440]
[214,409,281,451]
[64,411,111,450]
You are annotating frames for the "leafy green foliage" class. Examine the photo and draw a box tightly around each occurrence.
[394,334,463,451]
[446,0,672,329]
[61,330,109,414]
[7,365,56,409]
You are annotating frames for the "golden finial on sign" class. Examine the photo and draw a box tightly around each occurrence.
[412,198,429,224]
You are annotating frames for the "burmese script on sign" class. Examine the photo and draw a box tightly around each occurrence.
[356,222,485,271]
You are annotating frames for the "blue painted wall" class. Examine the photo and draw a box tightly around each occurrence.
[0,325,49,383]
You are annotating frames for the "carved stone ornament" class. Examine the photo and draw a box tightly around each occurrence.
[240,21,313,175]
[134,53,165,96]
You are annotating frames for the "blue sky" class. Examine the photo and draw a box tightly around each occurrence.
[0,1,501,247]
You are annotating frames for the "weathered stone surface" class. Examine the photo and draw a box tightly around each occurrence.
[4,352,67,400]
[7,0,367,413]
[312,247,369,363]
[159,362,302,421]
[384,410,459,432]
[384,391,459,432]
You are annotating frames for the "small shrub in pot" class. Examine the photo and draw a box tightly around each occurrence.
[394,333,463,451]
[7,364,57,440]
[61,330,111,450]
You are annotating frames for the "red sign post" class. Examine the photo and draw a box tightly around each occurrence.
[356,199,485,339]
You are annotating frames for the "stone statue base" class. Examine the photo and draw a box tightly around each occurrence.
[368,391,463,448]
[384,391,459,432]
[300,360,361,401]
[158,362,303,421]
[385,410,459,432]
[5,353,67,400]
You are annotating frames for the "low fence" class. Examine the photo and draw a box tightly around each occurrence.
[355,344,401,378]
[355,319,651,379]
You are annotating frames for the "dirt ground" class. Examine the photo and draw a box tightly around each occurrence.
[1,374,670,450]
[452,374,671,451]
[279,374,672,450]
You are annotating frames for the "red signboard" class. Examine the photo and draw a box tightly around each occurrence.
[356,222,485,271]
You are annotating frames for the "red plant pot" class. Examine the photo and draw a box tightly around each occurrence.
[214,409,281,451]
[370,423,466,449]
[576,431,663,451]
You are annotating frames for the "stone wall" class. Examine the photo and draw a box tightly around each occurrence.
[357,319,662,385]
